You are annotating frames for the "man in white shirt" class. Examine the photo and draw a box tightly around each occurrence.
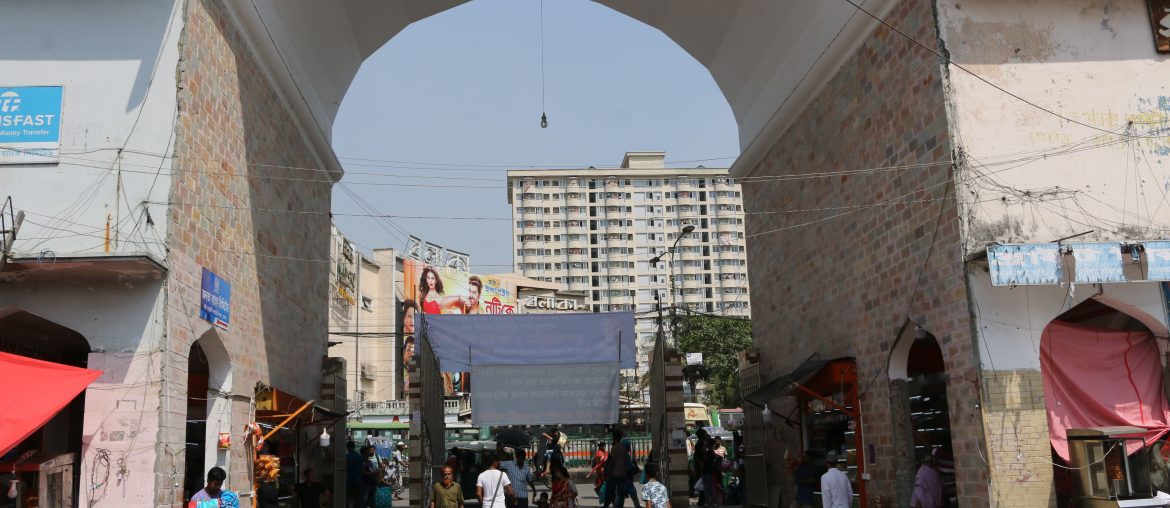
[819,451,853,508]
[477,454,516,508]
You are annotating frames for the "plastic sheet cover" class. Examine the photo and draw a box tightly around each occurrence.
[1040,320,1170,460]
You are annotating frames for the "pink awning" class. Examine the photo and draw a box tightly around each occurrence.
[0,352,101,457]
[1041,321,1170,461]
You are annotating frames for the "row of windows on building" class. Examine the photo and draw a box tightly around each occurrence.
[517,258,748,271]
[517,217,744,230]
[518,190,741,201]
[518,176,736,188]
[518,244,745,257]
[516,203,742,215]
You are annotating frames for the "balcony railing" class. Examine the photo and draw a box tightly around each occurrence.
[348,399,466,416]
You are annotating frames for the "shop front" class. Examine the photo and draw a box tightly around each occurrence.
[252,387,346,505]
[745,357,867,507]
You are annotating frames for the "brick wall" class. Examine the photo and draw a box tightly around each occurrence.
[158,0,334,503]
[981,370,1055,507]
[737,0,987,505]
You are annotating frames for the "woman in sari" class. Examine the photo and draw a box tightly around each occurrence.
[549,466,577,508]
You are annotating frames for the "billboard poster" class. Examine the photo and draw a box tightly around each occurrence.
[401,259,517,396]
[0,86,63,164]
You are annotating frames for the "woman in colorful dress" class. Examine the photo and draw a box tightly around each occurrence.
[549,466,577,508]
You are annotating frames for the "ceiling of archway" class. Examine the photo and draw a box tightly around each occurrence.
[233,0,894,166]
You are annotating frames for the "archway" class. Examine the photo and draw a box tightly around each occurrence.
[888,321,957,507]
[182,331,233,500]
[0,308,91,507]
[1040,298,1170,506]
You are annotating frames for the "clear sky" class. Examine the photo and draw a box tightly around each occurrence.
[330,0,739,271]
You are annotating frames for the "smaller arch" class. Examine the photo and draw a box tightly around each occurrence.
[1091,294,1169,338]
[193,328,233,394]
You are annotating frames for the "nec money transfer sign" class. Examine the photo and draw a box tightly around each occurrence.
[0,86,63,164]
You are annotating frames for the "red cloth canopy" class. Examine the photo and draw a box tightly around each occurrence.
[1041,320,1170,461]
[0,352,101,457]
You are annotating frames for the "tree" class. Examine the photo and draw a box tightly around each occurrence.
[675,314,753,408]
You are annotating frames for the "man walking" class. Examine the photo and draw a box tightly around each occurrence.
[345,441,367,508]
[500,451,534,508]
[189,466,228,508]
[819,451,852,508]
[477,454,515,508]
[604,431,632,508]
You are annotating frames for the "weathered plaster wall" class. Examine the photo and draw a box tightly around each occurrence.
[159,0,335,503]
[1,0,180,260]
[937,0,1170,253]
[735,0,986,504]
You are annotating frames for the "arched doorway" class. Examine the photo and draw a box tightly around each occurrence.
[183,331,233,500]
[1040,298,1170,506]
[889,322,957,507]
[0,308,91,507]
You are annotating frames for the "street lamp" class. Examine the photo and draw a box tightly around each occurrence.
[649,224,696,348]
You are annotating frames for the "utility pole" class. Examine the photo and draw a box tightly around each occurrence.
[0,197,24,272]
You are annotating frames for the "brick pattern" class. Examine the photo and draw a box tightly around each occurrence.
[157,0,333,504]
[650,342,690,508]
[737,0,987,505]
[981,370,1055,507]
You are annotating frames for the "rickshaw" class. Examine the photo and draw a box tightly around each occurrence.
[445,440,500,502]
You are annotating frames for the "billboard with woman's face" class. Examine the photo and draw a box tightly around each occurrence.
[401,259,517,396]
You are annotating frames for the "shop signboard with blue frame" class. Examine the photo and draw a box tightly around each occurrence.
[0,86,62,164]
[200,268,231,330]
[1068,242,1126,283]
[1145,241,1170,281]
[988,243,1064,286]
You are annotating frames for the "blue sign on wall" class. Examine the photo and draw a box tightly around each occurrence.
[1146,241,1170,281]
[1068,242,1126,283]
[0,86,63,164]
[988,243,1064,286]
[200,268,231,330]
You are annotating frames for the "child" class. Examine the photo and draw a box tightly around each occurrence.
[534,492,550,508]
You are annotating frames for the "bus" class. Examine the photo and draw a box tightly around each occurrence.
[684,403,712,430]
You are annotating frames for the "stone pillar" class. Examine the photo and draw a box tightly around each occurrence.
[981,370,1055,507]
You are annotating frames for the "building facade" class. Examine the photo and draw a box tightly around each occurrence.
[506,152,752,372]
[0,1,345,506]
[736,0,1170,507]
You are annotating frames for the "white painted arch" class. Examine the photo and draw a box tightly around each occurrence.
[223,0,898,175]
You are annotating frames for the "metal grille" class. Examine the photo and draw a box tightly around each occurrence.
[740,362,768,507]
[409,321,447,508]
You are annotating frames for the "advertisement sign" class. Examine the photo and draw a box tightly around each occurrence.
[199,268,231,330]
[402,259,517,395]
[0,86,62,164]
[1068,242,1126,283]
[1146,241,1170,281]
[988,244,1064,286]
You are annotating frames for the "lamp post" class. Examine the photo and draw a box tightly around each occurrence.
[649,224,695,349]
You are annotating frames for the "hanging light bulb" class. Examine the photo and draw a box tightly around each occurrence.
[7,479,18,499]
[319,427,331,448]
[761,404,773,424]
[540,113,548,129]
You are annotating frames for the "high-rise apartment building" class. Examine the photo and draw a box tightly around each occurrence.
[506,152,751,368]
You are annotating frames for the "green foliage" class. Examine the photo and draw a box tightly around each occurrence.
[675,314,753,408]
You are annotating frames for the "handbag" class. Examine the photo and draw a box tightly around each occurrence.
[375,485,394,508]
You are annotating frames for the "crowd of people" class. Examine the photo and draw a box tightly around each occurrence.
[186,464,329,508]
[687,429,745,508]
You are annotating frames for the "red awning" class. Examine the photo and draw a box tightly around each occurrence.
[0,352,102,456]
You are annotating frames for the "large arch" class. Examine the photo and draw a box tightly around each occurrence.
[182,329,234,498]
[220,0,900,174]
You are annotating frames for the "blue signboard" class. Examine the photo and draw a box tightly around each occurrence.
[199,268,231,330]
[1146,241,1170,281]
[0,86,63,164]
[988,243,1064,286]
[1068,242,1126,283]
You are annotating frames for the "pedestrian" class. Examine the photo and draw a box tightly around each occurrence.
[819,451,852,508]
[640,463,670,508]
[621,437,641,508]
[541,426,565,474]
[501,450,535,508]
[911,452,943,508]
[296,468,328,508]
[789,451,818,508]
[346,441,368,508]
[189,466,228,508]
[534,492,550,508]
[548,466,577,508]
[393,441,410,500]
[604,430,632,508]
[362,445,381,507]
[587,442,608,495]
[430,465,464,508]
[477,453,515,508]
